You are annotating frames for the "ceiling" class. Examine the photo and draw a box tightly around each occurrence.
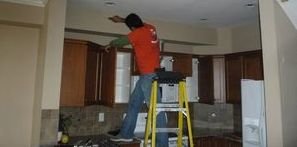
[2,0,259,28]
[68,0,259,28]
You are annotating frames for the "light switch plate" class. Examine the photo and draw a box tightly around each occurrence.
[98,113,104,122]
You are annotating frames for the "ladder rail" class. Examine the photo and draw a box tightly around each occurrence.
[144,78,194,147]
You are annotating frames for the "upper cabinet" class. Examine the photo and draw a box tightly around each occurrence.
[225,50,263,104]
[60,39,131,107]
[98,48,132,107]
[242,51,263,80]
[198,56,214,104]
[197,55,226,104]
[172,54,193,77]
[99,47,117,107]
[60,39,102,107]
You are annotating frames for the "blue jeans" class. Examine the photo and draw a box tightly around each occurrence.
[119,73,169,147]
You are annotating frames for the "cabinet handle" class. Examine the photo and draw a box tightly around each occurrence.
[170,59,175,62]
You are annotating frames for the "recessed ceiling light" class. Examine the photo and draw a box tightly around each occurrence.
[245,3,255,8]
[200,18,208,21]
[104,1,116,6]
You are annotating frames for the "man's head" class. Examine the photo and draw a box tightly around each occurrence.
[125,13,144,30]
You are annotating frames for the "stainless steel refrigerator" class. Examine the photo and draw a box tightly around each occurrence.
[241,79,267,147]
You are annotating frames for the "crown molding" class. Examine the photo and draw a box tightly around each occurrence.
[0,0,48,7]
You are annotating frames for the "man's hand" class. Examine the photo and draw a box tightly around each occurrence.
[108,15,125,23]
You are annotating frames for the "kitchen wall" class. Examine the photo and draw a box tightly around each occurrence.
[231,23,261,52]
[0,24,40,147]
[0,1,67,146]
[259,0,297,146]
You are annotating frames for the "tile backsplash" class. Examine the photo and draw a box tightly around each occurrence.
[59,104,151,136]
[58,102,238,137]
[192,103,234,130]
[40,109,59,146]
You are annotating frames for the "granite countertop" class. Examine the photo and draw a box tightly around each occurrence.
[56,134,140,147]
[192,127,242,142]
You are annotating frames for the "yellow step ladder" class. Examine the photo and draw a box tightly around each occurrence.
[144,71,194,147]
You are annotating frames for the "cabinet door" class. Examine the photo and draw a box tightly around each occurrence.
[243,52,263,80]
[198,56,214,104]
[115,52,131,103]
[172,54,192,77]
[60,41,87,106]
[225,55,243,104]
[84,45,100,105]
[60,39,101,107]
[100,47,117,107]
[213,56,226,103]
[186,58,199,102]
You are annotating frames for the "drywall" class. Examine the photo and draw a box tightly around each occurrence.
[65,6,217,45]
[192,28,233,55]
[0,24,40,147]
[274,2,297,146]
[41,0,67,109]
[232,23,261,52]
[0,1,44,26]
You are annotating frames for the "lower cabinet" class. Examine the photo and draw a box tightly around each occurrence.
[194,136,242,147]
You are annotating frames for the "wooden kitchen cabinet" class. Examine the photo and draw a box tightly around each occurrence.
[198,56,214,104]
[60,39,102,106]
[194,136,214,147]
[225,54,243,104]
[225,50,263,104]
[194,136,242,147]
[172,53,193,77]
[99,47,117,107]
[196,55,226,104]
[99,48,132,107]
[243,51,263,80]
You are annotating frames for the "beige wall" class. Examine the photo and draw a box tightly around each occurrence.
[65,6,217,45]
[41,0,67,109]
[232,23,261,52]
[258,0,297,146]
[192,28,233,55]
[274,2,297,146]
[0,24,40,147]
[0,1,44,26]
[0,1,67,146]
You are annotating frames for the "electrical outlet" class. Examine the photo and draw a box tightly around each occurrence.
[98,113,104,122]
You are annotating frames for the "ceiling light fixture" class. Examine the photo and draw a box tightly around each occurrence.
[200,18,208,21]
[104,1,116,6]
[245,3,256,8]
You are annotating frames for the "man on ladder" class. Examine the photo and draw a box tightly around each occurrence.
[106,13,169,147]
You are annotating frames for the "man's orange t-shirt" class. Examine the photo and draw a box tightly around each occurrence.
[128,23,160,75]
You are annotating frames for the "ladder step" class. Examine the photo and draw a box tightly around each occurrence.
[156,103,180,108]
[156,128,179,133]
[156,107,186,112]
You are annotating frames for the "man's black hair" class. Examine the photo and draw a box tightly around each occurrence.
[125,13,144,30]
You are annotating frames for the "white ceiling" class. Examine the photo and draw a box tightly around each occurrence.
[68,0,259,28]
[1,0,259,28]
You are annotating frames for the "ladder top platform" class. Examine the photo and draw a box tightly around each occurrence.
[155,71,185,84]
